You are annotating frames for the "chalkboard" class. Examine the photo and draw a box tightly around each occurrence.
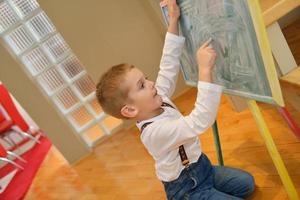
[160,0,284,106]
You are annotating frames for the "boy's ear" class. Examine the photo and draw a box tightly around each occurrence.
[120,104,138,118]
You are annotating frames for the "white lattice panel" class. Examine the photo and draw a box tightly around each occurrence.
[68,106,93,130]
[9,0,39,19]
[53,87,79,112]
[0,1,19,33]
[58,55,84,81]
[21,46,51,75]
[26,11,55,41]
[82,125,105,147]
[73,75,95,99]
[42,33,70,63]
[4,25,34,54]
[37,67,65,94]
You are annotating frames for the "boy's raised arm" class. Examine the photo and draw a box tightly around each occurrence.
[167,0,179,35]
[145,20,223,154]
[155,0,185,98]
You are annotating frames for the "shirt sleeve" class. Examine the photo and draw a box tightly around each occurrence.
[143,81,223,156]
[155,32,185,99]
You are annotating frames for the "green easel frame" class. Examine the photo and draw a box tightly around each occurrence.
[212,121,224,166]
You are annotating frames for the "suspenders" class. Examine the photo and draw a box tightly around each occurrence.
[140,102,190,167]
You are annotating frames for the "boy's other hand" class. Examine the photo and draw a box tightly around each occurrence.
[167,0,180,22]
[196,38,217,82]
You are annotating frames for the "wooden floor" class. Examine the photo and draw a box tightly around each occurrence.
[24,87,300,199]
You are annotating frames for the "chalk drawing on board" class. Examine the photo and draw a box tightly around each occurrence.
[161,0,283,105]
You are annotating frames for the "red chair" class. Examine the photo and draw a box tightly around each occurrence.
[0,109,16,148]
[0,109,40,145]
[0,143,25,170]
[0,84,40,145]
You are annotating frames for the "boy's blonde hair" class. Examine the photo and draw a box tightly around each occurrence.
[96,63,134,119]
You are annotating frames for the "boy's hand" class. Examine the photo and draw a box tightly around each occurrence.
[166,0,180,35]
[196,38,217,83]
[167,0,180,22]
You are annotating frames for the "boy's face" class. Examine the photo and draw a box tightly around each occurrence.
[122,68,162,119]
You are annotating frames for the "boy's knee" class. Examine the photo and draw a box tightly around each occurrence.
[240,172,255,198]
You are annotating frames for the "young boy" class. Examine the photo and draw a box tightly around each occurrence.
[96,0,255,199]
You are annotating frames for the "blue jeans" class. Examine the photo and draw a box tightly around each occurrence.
[163,154,255,200]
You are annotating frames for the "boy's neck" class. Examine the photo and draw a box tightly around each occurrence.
[137,107,164,122]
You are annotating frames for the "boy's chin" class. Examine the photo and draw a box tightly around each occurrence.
[156,95,163,104]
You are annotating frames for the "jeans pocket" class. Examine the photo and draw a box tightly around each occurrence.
[190,176,198,189]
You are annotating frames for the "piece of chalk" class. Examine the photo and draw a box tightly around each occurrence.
[208,38,214,47]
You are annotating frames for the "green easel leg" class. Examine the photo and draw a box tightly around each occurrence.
[212,121,224,166]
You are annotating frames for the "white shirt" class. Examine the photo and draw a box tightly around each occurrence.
[136,32,223,182]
